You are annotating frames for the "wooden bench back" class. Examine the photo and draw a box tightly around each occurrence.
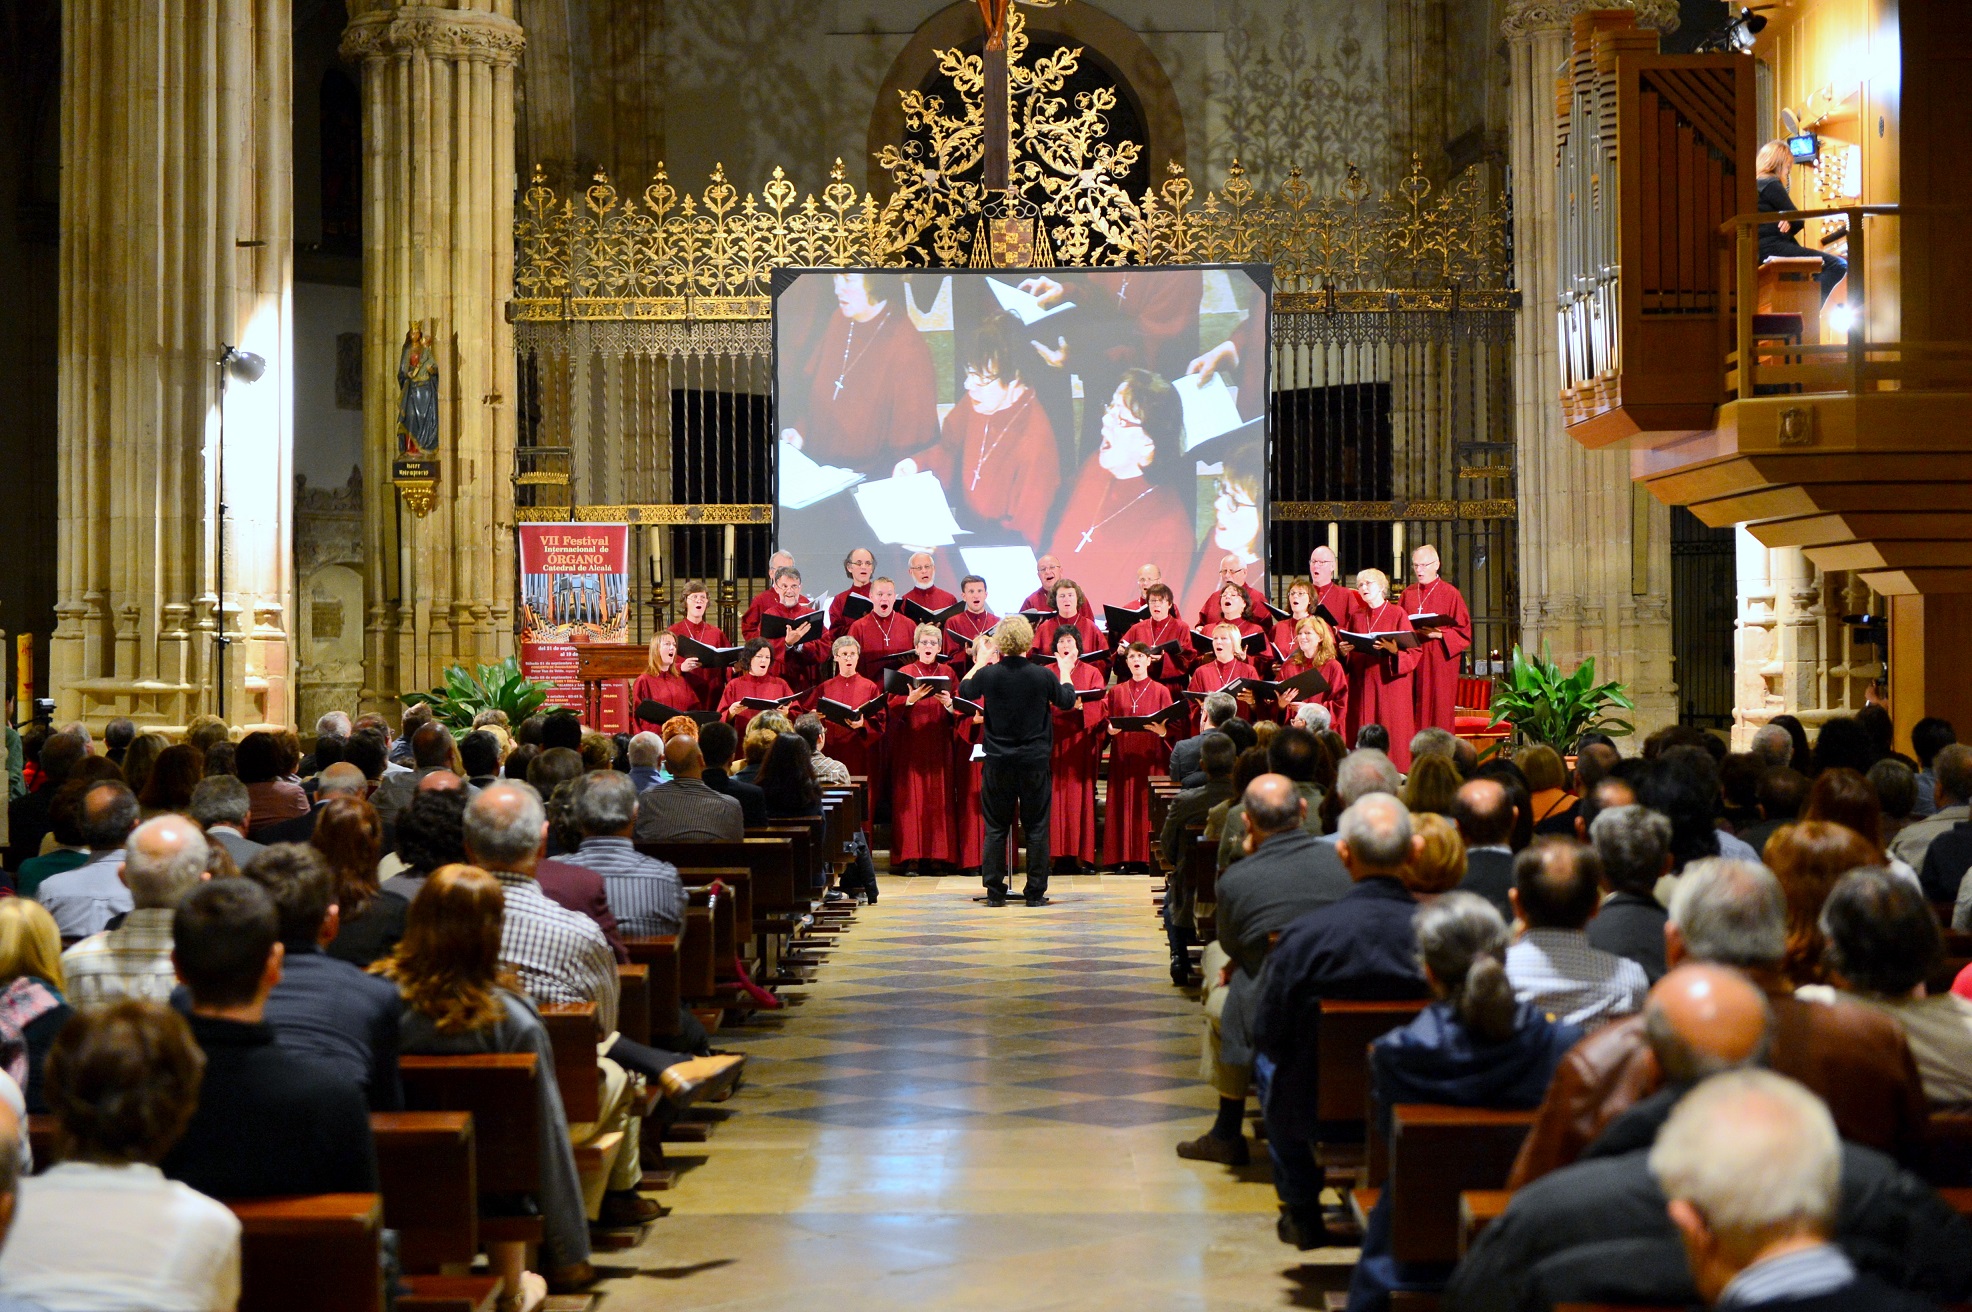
[370,1110,476,1273]
[1389,1104,1536,1264]
[1924,1109,1972,1188]
[639,837,798,916]
[537,1003,602,1122]
[1314,999,1431,1125]
[624,934,682,1025]
[399,1054,541,1195]
[228,1193,383,1312]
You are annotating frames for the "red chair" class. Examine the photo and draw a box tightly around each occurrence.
[1455,676,1510,752]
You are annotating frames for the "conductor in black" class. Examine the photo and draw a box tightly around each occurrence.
[959,614,1078,906]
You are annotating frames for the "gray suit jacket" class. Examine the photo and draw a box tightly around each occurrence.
[207,826,265,868]
[1215,780,1328,872]
[1214,828,1353,1066]
[635,777,744,844]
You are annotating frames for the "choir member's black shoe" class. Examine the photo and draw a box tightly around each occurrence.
[986,887,1009,907]
[1023,892,1048,907]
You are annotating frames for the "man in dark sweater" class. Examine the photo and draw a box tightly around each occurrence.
[698,720,767,828]
[162,879,378,1199]
[958,617,1077,906]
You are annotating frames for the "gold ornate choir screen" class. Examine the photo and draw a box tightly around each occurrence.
[507,11,1521,668]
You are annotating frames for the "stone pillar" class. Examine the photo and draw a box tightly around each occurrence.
[54,0,295,731]
[342,2,523,709]
[1502,0,1679,739]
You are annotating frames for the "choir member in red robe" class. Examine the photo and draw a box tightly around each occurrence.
[808,635,884,788]
[1309,545,1369,634]
[908,313,1061,545]
[1270,578,1317,661]
[885,624,960,871]
[900,552,960,619]
[779,272,938,473]
[1208,582,1272,678]
[1276,617,1350,731]
[1402,543,1474,735]
[1341,569,1422,770]
[1186,623,1260,733]
[1102,643,1175,870]
[1045,370,1196,614]
[740,550,796,640]
[826,546,876,641]
[751,565,822,689]
[1019,555,1063,614]
[1033,578,1104,662]
[1045,627,1105,869]
[719,640,796,736]
[846,577,916,683]
[1191,551,1270,628]
[945,575,999,662]
[669,581,729,711]
[631,633,699,734]
[1121,582,1190,690]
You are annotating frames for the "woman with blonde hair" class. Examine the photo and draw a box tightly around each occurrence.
[809,635,883,786]
[0,898,72,1112]
[631,631,699,735]
[1343,566,1421,768]
[1518,744,1578,828]
[1402,754,1464,819]
[1402,813,1468,903]
[1756,138,1846,302]
[1278,614,1350,728]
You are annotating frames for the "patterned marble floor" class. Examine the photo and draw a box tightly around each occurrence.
[599,875,1353,1310]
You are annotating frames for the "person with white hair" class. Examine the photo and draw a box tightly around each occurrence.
[625,732,663,793]
[1293,700,1332,735]
[1652,1070,1934,1310]
[1341,567,1421,769]
[1748,723,1794,770]
[1251,794,1431,1248]
[61,815,209,1004]
[1318,748,1403,846]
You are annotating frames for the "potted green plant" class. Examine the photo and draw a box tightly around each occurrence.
[402,654,551,731]
[1487,642,1635,750]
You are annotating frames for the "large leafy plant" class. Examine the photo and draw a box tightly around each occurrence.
[402,655,550,731]
[1487,642,1635,749]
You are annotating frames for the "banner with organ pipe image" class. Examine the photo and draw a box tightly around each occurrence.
[518,523,631,729]
[772,266,1270,619]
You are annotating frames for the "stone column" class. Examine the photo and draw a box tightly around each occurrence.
[1502,0,1679,738]
[342,2,523,709]
[54,0,294,731]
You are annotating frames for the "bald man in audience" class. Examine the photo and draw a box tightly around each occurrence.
[635,736,744,843]
[1453,777,1517,914]
[63,815,211,1004]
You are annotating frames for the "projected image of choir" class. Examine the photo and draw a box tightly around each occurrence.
[621,539,1473,875]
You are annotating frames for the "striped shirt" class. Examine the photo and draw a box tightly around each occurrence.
[1718,1244,1855,1307]
[490,870,620,1035]
[555,838,684,938]
[62,908,178,1005]
[1505,927,1650,1029]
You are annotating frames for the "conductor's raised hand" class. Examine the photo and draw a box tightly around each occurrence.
[1186,339,1240,385]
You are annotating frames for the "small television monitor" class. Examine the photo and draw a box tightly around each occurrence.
[1788,133,1819,163]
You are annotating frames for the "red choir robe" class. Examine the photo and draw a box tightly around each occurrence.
[901,584,960,620]
[826,582,873,641]
[752,593,823,689]
[1270,617,1312,664]
[1401,579,1474,734]
[739,590,774,640]
[1276,656,1351,731]
[1101,676,1175,866]
[669,617,730,711]
[1019,586,1055,614]
[1045,465,1195,617]
[954,710,1005,872]
[719,671,795,736]
[945,607,1000,662]
[1313,581,1370,634]
[1121,615,1191,688]
[1344,602,1422,770]
[808,673,884,785]
[917,390,1060,544]
[885,660,959,865]
[1034,612,1105,661]
[791,303,939,470]
[1186,657,1259,733]
[1192,577,1270,629]
[1208,618,1273,678]
[630,670,698,734]
[1049,661,1106,864]
[846,611,916,683]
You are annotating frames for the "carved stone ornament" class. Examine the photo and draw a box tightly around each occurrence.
[1501,0,1679,38]
[340,5,525,66]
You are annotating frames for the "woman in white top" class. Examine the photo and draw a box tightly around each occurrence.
[0,1000,240,1311]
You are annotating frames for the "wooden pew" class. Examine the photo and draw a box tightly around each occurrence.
[538,1002,603,1123]
[1369,1105,1535,1265]
[1922,1110,1972,1189]
[24,1114,52,1170]
[1185,832,1220,940]
[228,1193,384,1312]
[617,962,652,1048]
[640,836,798,922]
[674,866,750,985]
[399,1054,543,1249]
[1457,1189,1510,1257]
[371,1111,476,1272]
[624,934,681,1032]
[1314,998,1431,1167]
[681,888,723,1004]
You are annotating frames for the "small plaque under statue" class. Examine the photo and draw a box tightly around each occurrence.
[394,459,439,516]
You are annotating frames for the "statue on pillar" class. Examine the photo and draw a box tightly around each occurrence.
[396,321,440,457]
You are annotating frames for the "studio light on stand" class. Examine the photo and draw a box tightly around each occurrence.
[213,345,266,723]
[1698,6,1768,53]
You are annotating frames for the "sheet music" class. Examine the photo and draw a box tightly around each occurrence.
[777,439,865,510]
[853,470,968,549]
[960,545,1038,614]
[985,277,1075,326]
[1172,373,1246,450]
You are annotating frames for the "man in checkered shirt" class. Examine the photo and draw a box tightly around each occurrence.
[63,814,210,1004]
[1505,838,1651,1029]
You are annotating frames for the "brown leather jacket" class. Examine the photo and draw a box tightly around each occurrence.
[1509,969,1929,1187]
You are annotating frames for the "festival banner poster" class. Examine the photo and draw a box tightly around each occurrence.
[518,524,632,732]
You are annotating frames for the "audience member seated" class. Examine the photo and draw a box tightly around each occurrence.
[1159,733,1237,983]
[625,732,663,793]
[1587,805,1674,982]
[35,782,140,942]
[1717,752,1764,835]
[255,760,370,846]
[160,879,377,1200]
[559,772,684,937]
[1908,717,1957,820]
[458,728,502,790]
[7,732,88,871]
[1806,868,1972,1109]
[1763,820,1880,986]
[62,816,208,1004]
[1203,747,1269,849]
[1509,858,1927,1186]
[1867,759,1918,849]
[1404,814,1467,905]
[1738,766,1809,858]
[0,1095,40,1311]
[1400,754,1462,819]
[1348,893,1581,1310]
[235,731,309,835]
[187,775,263,867]
[239,844,404,1111]
[1320,749,1403,841]
[0,901,71,1113]
[1652,1071,1941,1312]
[0,1000,240,1310]
[1255,794,1431,1249]
[695,721,767,827]
[1169,692,1239,786]
[1211,728,1333,873]
[1505,839,1649,1028]
[137,743,203,818]
[1452,777,1517,915]
[1518,745,1576,832]
[379,784,469,905]
[1446,965,1972,1312]
[1891,742,1972,871]
[1177,774,1353,1168]
[1800,767,1918,884]
[373,864,595,1294]
[757,733,823,822]
[308,794,405,967]
[15,780,89,901]
[793,715,851,787]
[370,722,461,838]
[635,736,745,844]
